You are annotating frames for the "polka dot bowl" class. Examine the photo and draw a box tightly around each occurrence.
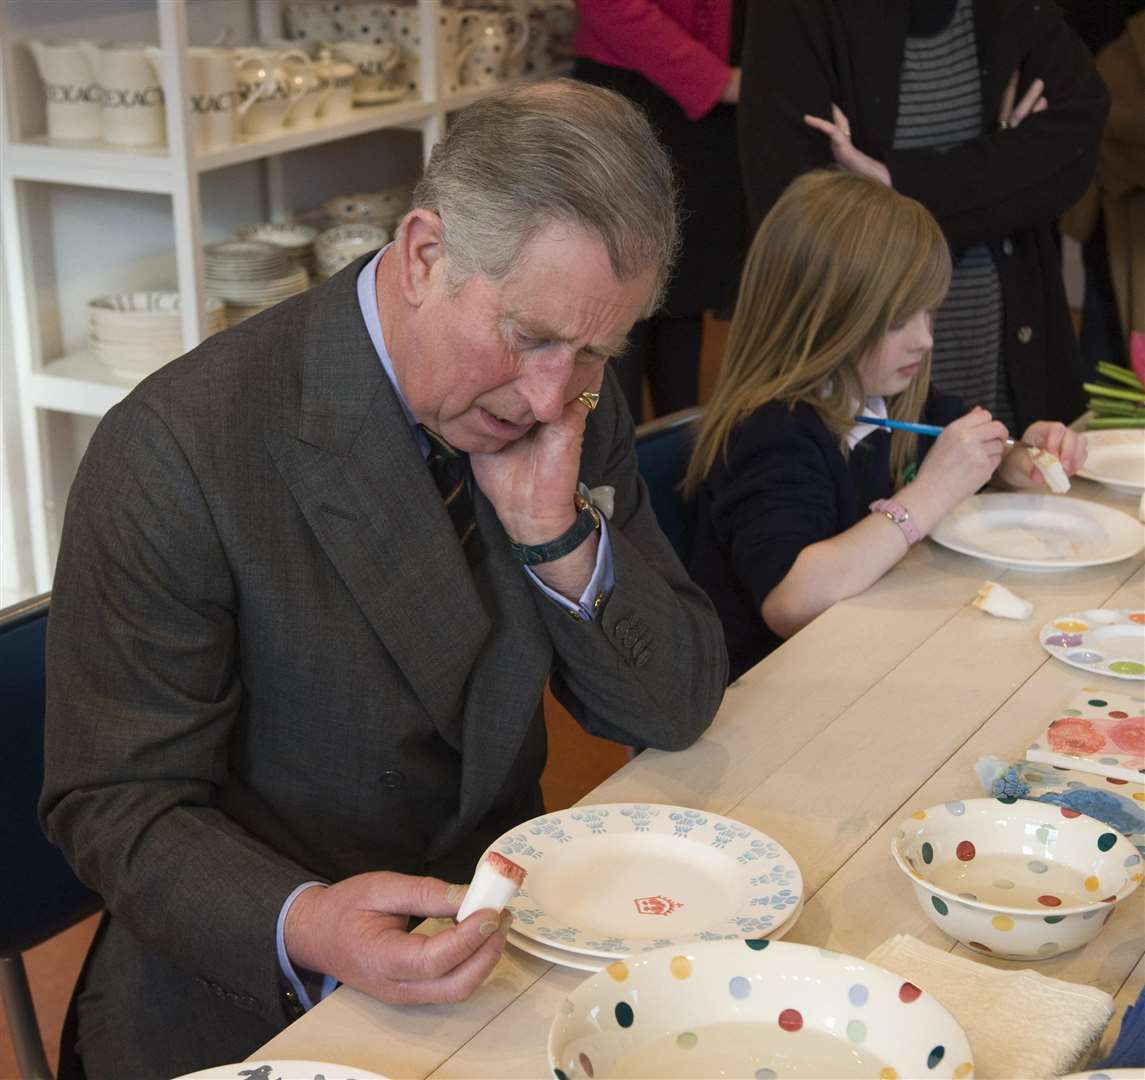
[547,938,974,1079]
[892,797,1143,961]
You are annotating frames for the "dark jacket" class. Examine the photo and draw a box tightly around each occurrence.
[738,0,1110,430]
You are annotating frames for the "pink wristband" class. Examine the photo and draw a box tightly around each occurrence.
[869,498,922,545]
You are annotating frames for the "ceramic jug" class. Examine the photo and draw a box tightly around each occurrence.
[27,39,102,141]
[93,43,166,147]
[187,46,240,152]
[233,49,295,137]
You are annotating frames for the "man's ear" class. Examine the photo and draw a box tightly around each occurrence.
[398,209,446,307]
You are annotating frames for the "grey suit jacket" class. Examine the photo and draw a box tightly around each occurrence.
[40,255,727,1077]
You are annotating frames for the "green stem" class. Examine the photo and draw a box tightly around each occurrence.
[1086,416,1145,429]
[1097,361,1145,391]
[1083,381,1145,403]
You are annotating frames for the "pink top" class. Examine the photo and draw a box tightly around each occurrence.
[574,0,734,120]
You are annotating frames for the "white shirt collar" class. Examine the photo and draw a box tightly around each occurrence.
[847,395,888,449]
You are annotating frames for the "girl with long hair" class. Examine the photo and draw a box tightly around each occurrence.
[685,170,1086,681]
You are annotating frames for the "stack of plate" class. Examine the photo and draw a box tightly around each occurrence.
[204,240,311,327]
[233,222,319,280]
[482,803,804,973]
[88,291,225,379]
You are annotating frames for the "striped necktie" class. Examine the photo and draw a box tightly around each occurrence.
[419,425,484,568]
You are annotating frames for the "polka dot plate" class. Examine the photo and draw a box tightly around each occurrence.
[484,803,803,959]
[929,493,1145,570]
[548,938,975,1080]
[1039,609,1145,680]
[892,797,1143,961]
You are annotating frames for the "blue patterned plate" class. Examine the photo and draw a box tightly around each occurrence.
[483,803,803,959]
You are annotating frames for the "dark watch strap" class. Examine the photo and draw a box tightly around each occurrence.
[508,494,601,566]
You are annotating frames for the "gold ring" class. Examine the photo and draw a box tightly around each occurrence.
[576,391,600,411]
[841,127,851,138]
[999,119,1011,130]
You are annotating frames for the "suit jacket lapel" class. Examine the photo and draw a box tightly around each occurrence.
[264,258,491,749]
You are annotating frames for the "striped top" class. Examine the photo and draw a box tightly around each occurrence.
[892,0,1014,429]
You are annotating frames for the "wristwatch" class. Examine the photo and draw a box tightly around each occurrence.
[869,498,922,545]
[508,491,602,566]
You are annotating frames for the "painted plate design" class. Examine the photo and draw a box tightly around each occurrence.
[172,1062,390,1080]
[1039,609,1145,680]
[930,494,1145,570]
[484,803,803,959]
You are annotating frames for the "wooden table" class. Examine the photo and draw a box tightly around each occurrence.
[255,478,1145,1077]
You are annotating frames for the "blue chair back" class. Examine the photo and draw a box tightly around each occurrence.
[0,594,100,956]
[634,407,702,565]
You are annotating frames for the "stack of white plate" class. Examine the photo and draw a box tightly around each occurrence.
[88,291,225,379]
[481,803,804,973]
[233,222,319,280]
[204,240,311,327]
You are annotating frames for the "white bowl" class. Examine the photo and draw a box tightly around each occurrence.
[548,938,975,1079]
[892,797,1143,960]
[234,222,318,251]
[314,223,390,277]
[323,185,412,228]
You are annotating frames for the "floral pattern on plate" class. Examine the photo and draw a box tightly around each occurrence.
[484,803,802,959]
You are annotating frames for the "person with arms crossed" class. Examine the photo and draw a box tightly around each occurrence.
[40,80,728,1079]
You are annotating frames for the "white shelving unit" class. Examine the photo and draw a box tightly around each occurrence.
[1,0,554,590]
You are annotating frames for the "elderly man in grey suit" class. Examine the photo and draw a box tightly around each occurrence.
[40,79,727,1077]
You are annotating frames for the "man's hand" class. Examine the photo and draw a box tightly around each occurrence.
[284,872,509,1006]
[803,104,891,186]
[470,376,603,600]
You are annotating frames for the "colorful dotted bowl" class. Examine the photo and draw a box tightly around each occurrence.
[892,797,1143,961]
[547,938,974,1079]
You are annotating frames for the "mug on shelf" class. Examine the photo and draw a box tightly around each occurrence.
[314,50,357,122]
[275,47,320,125]
[93,42,166,147]
[187,46,240,152]
[456,12,510,90]
[328,39,404,104]
[233,48,292,137]
[27,39,103,141]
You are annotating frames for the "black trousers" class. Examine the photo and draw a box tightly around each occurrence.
[612,313,704,425]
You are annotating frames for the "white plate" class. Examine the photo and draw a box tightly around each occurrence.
[483,803,803,959]
[1039,609,1145,680]
[930,494,1145,570]
[1079,429,1145,494]
[172,1061,390,1080]
[507,896,804,972]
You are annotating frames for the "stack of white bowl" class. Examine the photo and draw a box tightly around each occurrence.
[314,223,390,280]
[88,291,225,380]
[234,222,319,281]
[204,240,311,327]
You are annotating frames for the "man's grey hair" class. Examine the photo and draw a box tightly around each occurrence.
[408,78,680,313]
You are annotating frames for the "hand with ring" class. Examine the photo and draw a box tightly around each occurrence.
[803,104,892,187]
[997,71,1047,131]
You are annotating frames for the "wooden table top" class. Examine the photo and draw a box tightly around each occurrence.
[254,478,1145,1078]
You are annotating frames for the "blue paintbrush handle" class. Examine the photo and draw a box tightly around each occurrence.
[855,414,1020,447]
[854,415,944,437]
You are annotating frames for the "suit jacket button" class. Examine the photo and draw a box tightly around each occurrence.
[614,618,630,635]
[635,651,651,667]
[1002,237,1014,255]
[380,770,405,788]
[1016,325,1033,344]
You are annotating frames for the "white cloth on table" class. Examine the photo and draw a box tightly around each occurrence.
[867,933,1114,1079]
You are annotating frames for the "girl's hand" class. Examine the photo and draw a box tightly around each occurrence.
[995,421,1088,489]
[911,407,1009,513]
[998,71,1048,130]
[803,105,891,186]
